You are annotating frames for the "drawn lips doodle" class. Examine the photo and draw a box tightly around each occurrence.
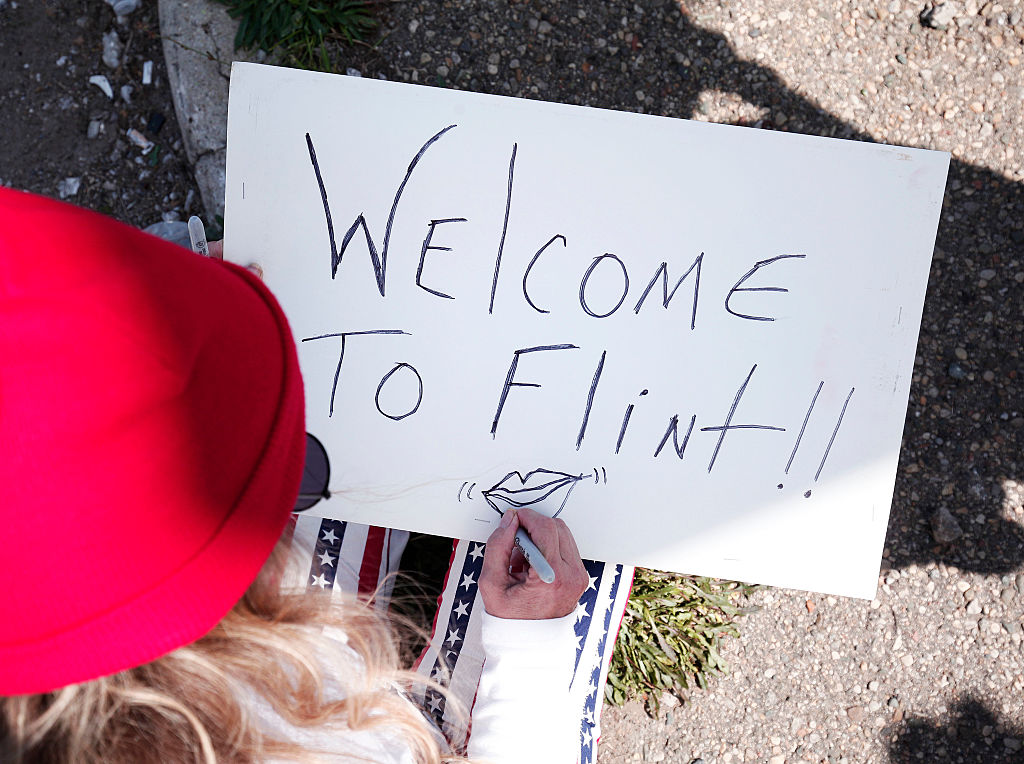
[481,468,587,518]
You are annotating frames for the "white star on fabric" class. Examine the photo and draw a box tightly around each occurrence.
[446,650,457,661]
[446,628,462,646]
[311,573,329,588]
[581,728,593,749]
[321,528,338,544]
[318,550,335,567]
[428,696,442,713]
[587,575,598,592]
[460,573,476,591]
[469,543,485,561]
[575,601,590,622]
[576,633,585,650]
[453,600,470,618]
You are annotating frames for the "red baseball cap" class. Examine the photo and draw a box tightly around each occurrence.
[0,188,305,695]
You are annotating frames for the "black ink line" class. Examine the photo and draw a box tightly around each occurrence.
[702,364,785,472]
[579,254,629,319]
[815,387,855,482]
[576,350,606,450]
[482,468,586,518]
[305,133,336,277]
[785,381,824,474]
[302,330,409,342]
[522,234,566,314]
[489,142,517,314]
[701,425,787,431]
[615,389,649,454]
[467,483,475,499]
[375,362,423,421]
[490,344,578,437]
[301,330,410,417]
[706,365,756,471]
[458,482,468,501]
[633,253,703,330]
[329,339,347,418]
[308,125,456,295]
[601,467,606,484]
[379,126,457,294]
[724,254,806,322]
[615,404,634,454]
[416,218,467,300]
[654,414,697,459]
[592,468,599,484]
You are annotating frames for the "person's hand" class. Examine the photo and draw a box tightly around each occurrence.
[479,507,589,620]
[206,240,264,279]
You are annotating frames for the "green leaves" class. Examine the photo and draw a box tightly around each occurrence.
[608,570,757,715]
[213,0,378,70]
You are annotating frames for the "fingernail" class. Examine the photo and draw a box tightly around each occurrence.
[499,510,515,528]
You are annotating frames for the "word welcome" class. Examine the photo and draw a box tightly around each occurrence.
[306,127,806,326]
[301,125,855,488]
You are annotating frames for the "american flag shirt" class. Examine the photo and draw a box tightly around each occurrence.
[289,518,633,763]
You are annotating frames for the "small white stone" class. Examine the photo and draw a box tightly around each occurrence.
[88,74,113,99]
[101,30,122,69]
[57,177,81,199]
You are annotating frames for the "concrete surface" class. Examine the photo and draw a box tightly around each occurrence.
[157,0,250,221]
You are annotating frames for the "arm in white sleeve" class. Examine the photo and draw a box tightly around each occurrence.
[466,610,578,764]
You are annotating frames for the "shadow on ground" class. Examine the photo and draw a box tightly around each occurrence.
[352,0,1023,578]
[889,696,1024,763]
[346,1,1024,757]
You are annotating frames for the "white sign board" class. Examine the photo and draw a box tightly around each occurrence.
[224,63,948,599]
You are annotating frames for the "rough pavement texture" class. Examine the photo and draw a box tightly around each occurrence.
[4,0,1023,762]
[330,1,1024,762]
[0,0,199,227]
[158,0,256,220]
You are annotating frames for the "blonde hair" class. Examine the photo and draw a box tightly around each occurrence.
[1,536,468,763]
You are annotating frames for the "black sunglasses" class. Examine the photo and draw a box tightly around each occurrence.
[294,432,332,512]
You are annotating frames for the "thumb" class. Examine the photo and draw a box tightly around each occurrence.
[481,510,519,581]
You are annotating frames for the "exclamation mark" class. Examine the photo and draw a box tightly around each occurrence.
[785,381,824,475]
[815,388,855,482]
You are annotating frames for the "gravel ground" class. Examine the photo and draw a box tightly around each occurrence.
[3,0,1023,762]
[0,0,200,229]
[343,2,1023,762]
